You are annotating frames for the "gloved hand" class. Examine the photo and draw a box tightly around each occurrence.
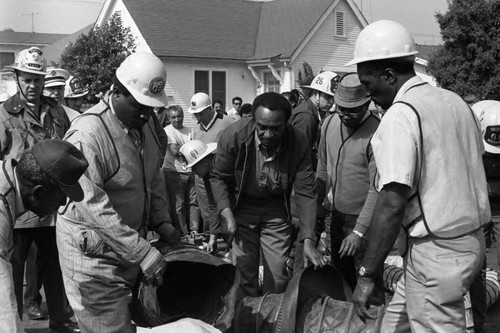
[140,248,167,286]
[156,222,181,246]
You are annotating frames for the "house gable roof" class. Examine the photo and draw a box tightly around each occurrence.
[123,0,261,60]
[251,0,334,60]
[0,31,68,46]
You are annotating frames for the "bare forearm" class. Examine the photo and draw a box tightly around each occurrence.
[362,183,409,276]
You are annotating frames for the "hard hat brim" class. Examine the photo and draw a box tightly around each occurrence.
[301,85,335,97]
[188,105,211,114]
[485,142,500,154]
[131,90,167,108]
[65,90,89,99]
[345,52,418,67]
[186,142,217,168]
[44,81,66,88]
[6,64,48,76]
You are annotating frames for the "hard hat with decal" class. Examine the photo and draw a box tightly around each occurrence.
[188,92,212,114]
[7,46,48,75]
[472,100,500,154]
[180,140,217,168]
[346,20,418,66]
[64,76,89,98]
[302,71,339,97]
[44,67,70,88]
[115,52,167,107]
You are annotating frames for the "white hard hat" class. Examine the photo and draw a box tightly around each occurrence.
[116,52,167,108]
[472,100,500,154]
[188,92,212,114]
[64,76,89,98]
[302,71,339,97]
[0,92,10,103]
[180,140,217,168]
[6,46,48,75]
[44,67,70,88]
[346,20,418,66]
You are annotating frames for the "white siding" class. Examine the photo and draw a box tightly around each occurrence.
[292,0,362,86]
[163,60,257,128]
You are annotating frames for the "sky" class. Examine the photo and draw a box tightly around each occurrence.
[0,0,449,45]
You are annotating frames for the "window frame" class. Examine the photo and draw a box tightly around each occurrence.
[192,67,227,104]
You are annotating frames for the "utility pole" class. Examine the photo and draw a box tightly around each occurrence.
[21,12,40,33]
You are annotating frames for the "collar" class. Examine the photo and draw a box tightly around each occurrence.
[200,111,218,131]
[393,75,424,103]
[254,131,281,159]
[13,166,26,218]
[109,96,129,134]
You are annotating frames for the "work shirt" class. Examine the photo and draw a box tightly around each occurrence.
[59,97,171,266]
[162,125,192,173]
[371,76,490,238]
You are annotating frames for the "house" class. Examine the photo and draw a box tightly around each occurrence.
[89,0,369,125]
[42,0,435,126]
[0,30,68,70]
[0,30,68,95]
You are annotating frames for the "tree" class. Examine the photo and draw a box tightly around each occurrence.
[427,0,500,99]
[58,13,136,103]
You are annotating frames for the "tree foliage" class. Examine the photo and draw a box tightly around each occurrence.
[427,0,500,99]
[58,13,136,103]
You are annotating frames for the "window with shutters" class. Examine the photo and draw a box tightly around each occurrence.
[334,11,346,37]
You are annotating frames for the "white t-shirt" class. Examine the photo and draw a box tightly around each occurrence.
[163,125,192,173]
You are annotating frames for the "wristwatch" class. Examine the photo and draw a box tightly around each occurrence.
[352,230,364,238]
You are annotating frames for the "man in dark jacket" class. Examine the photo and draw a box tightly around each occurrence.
[210,92,327,300]
[290,71,339,168]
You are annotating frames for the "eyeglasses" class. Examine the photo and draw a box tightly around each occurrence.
[335,109,365,117]
[234,102,242,105]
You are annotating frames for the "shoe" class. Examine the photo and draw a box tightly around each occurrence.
[26,301,48,320]
[49,320,81,333]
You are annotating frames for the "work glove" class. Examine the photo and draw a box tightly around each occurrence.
[140,247,167,286]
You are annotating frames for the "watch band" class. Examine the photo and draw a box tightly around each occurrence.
[353,230,364,238]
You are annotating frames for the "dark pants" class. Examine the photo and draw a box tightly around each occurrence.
[11,226,71,321]
[233,202,291,300]
[330,211,365,290]
[470,252,487,333]
[24,242,42,306]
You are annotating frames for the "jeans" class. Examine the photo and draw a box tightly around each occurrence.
[164,170,199,234]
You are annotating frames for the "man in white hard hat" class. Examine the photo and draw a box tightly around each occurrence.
[210,92,327,301]
[179,140,217,252]
[291,71,339,168]
[2,47,79,332]
[349,20,489,332]
[316,73,382,297]
[57,52,180,332]
[63,76,89,118]
[189,92,234,252]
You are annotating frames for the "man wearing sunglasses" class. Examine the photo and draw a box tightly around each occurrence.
[316,73,382,301]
